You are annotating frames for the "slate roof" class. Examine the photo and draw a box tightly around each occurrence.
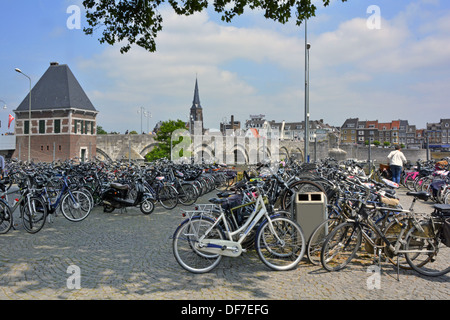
[15,62,97,113]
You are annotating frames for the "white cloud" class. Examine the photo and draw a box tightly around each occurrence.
[78,3,450,133]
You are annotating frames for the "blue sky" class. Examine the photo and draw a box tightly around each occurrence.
[1,0,449,134]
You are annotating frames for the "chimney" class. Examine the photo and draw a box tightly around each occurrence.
[50,62,59,66]
[231,115,234,129]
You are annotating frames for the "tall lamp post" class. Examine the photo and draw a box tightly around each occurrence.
[15,68,31,163]
[304,20,311,163]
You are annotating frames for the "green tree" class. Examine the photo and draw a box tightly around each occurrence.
[145,119,188,161]
[373,140,381,146]
[383,141,390,147]
[82,0,348,53]
[96,125,107,134]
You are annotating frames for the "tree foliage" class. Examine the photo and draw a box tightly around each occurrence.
[82,0,348,53]
[145,119,188,161]
[96,125,107,134]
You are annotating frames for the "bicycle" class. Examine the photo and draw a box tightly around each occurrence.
[320,187,449,277]
[0,175,47,234]
[403,203,450,277]
[36,172,92,222]
[172,182,306,273]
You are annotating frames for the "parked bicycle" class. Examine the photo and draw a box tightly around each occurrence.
[172,180,306,273]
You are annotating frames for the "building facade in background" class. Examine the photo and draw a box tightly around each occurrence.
[13,62,98,162]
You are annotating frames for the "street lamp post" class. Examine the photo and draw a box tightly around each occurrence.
[304,20,311,163]
[313,133,317,162]
[138,107,151,134]
[15,68,31,163]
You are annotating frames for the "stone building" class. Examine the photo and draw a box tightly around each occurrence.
[13,62,98,162]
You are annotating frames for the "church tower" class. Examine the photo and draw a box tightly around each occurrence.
[189,77,203,133]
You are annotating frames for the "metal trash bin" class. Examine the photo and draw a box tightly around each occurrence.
[292,192,327,240]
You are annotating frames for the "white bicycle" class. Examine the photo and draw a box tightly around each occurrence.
[172,184,306,273]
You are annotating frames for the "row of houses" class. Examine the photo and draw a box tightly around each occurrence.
[237,115,449,150]
[341,118,450,150]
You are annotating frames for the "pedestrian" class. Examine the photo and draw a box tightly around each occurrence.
[387,145,406,184]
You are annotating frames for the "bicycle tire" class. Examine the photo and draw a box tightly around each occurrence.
[321,222,362,272]
[306,218,340,265]
[255,216,306,271]
[61,190,92,222]
[383,218,412,269]
[0,200,12,234]
[22,197,47,234]
[404,221,450,277]
[159,185,178,210]
[177,183,197,206]
[172,216,225,273]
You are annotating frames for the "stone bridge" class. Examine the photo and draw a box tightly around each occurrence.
[96,134,308,163]
[96,134,428,165]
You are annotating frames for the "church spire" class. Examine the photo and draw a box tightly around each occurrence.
[189,76,204,133]
[192,77,201,109]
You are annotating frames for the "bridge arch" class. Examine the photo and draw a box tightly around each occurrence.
[140,143,159,158]
[279,146,289,160]
[194,143,214,162]
[96,148,113,162]
[232,144,249,164]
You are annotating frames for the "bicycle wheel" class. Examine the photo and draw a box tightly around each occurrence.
[61,190,92,222]
[404,221,450,277]
[404,175,416,191]
[321,222,362,272]
[383,218,412,269]
[178,183,197,206]
[0,200,12,234]
[307,218,341,265]
[255,216,305,271]
[22,197,47,234]
[159,185,178,210]
[172,216,224,273]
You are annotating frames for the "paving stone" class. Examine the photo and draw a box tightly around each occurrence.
[0,187,448,300]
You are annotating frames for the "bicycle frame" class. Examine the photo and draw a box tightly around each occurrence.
[39,175,78,213]
[187,192,282,257]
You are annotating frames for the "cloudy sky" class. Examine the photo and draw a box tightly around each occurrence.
[0,0,449,134]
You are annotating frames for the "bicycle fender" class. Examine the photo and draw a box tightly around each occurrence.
[255,214,282,235]
[171,215,225,240]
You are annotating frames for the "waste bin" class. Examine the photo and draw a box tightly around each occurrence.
[292,192,327,240]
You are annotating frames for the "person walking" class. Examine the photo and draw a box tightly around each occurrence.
[387,145,406,184]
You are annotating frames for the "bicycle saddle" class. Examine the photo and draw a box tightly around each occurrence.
[110,182,129,190]
[433,204,450,215]
[208,197,228,204]
[406,191,430,201]
[217,191,233,198]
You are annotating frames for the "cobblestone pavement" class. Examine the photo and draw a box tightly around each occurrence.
[0,187,448,301]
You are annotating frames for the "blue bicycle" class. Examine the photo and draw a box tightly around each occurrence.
[35,172,92,222]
